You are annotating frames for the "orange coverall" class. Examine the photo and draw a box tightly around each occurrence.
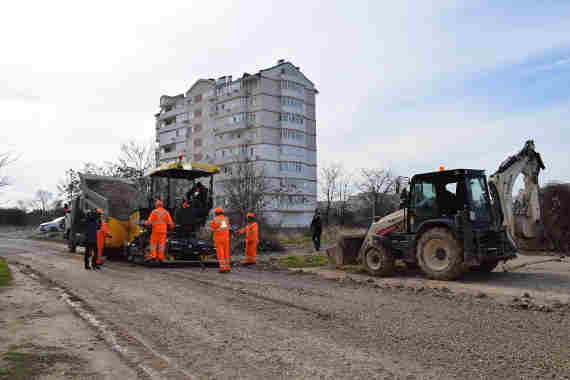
[238,222,258,264]
[210,215,231,272]
[96,218,111,265]
[144,207,174,261]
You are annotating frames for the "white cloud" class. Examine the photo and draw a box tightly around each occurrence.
[1,1,569,206]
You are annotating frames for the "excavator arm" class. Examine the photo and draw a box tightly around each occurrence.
[488,140,545,249]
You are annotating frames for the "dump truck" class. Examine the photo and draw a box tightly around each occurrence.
[65,174,143,256]
[334,140,545,280]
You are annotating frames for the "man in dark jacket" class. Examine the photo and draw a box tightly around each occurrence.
[310,210,322,251]
[84,210,101,270]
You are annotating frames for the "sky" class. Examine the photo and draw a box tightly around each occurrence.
[1,0,569,206]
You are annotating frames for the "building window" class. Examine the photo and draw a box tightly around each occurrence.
[281,129,305,142]
[279,112,303,124]
[194,124,202,133]
[280,162,303,173]
[163,144,175,153]
[247,112,256,121]
[250,148,254,156]
[281,97,303,108]
[194,109,202,118]
[186,127,192,136]
[280,80,303,92]
[194,94,202,103]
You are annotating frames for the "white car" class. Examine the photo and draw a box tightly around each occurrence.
[38,216,66,233]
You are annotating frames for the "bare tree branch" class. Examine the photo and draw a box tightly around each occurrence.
[57,169,81,203]
[221,157,271,226]
[356,168,397,220]
[34,189,54,215]
[319,162,343,225]
[0,152,18,189]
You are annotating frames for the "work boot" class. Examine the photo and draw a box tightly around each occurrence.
[85,266,91,270]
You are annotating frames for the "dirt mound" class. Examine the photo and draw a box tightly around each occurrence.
[88,180,140,220]
[516,183,570,253]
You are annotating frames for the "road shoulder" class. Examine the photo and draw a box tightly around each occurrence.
[0,262,138,380]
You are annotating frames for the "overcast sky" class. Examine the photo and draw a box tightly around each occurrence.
[1,0,569,206]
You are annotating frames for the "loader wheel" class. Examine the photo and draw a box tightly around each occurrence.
[471,260,500,273]
[417,228,465,280]
[363,246,395,277]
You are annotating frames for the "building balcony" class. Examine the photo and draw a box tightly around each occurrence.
[158,121,187,133]
[212,120,253,135]
[157,108,182,120]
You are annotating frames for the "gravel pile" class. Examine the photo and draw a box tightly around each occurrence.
[88,180,140,220]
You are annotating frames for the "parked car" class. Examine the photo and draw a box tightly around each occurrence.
[38,216,66,233]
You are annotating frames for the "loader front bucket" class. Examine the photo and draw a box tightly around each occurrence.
[328,234,366,267]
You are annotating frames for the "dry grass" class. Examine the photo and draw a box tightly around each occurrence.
[275,226,367,247]
[0,258,12,288]
[278,255,329,268]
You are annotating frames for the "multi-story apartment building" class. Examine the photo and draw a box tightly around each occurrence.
[154,60,318,227]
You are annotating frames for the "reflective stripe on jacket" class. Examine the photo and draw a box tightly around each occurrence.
[145,207,174,233]
[210,215,230,241]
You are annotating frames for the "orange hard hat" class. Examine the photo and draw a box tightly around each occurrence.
[178,153,183,159]
[155,200,163,208]
[215,207,223,214]
[247,212,254,217]
[97,208,103,214]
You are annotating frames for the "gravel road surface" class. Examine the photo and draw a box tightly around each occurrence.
[1,237,569,380]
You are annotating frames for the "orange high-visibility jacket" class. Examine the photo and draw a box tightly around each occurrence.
[238,222,258,243]
[99,218,111,237]
[145,207,174,233]
[210,215,230,242]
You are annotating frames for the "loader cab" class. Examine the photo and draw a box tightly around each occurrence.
[406,169,492,233]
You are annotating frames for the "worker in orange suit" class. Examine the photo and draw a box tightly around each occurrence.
[144,200,174,262]
[95,209,112,270]
[210,207,231,273]
[238,212,258,265]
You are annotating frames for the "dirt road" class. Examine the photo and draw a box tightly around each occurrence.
[1,238,569,380]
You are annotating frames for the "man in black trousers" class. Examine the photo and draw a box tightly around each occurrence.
[310,210,322,251]
[84,210,101,270]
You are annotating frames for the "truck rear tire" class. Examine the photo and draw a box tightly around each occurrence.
[417,227,465,280]
[363,246,395,277]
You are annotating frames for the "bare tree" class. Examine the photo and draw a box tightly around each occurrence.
[57,169,81,203]
[336,170,354,225]
[108,140,156,201]
[112,140,155,179]
[319,163,342,225]
[221,158,271,225]
[356,168,397,221]
[33,189,54,215]
[0,152,18,189]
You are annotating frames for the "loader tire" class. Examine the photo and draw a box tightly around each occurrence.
[471,260,500,273]
[417,228,465,281]
[363,246,395,277]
